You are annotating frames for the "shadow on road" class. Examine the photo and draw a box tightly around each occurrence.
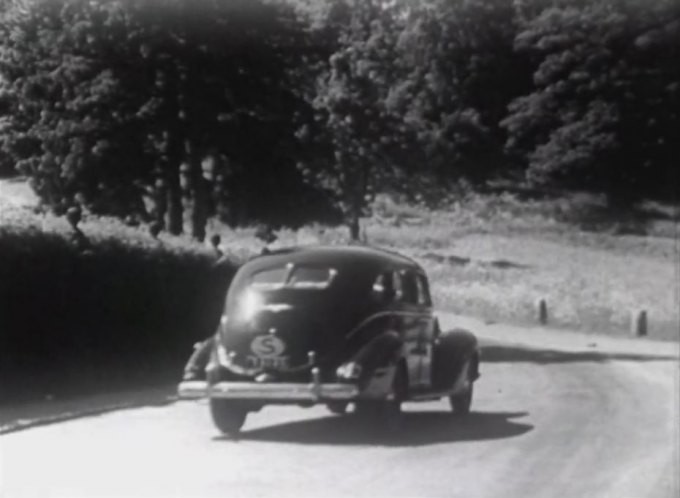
[0,385,176,435]
[219,410,533,447]
[481,344,678,364]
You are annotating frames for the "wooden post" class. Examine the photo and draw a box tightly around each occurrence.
[538,298,548,325]
[632,309,648,337]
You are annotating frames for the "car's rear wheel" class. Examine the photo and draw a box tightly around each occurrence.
[449,384,473,414]
[449,357,477,415]
[326,401,349,415]
[210,399,248,435]
[355,364,407,430]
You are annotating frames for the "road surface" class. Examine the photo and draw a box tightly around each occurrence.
[1,316,678,498]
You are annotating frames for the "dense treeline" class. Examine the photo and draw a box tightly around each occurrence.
[1,0,677,239]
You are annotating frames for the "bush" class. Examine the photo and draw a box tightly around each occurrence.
[0,219,240,402]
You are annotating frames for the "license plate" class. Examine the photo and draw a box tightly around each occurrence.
[246,356,289,369]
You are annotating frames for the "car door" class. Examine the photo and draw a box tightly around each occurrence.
[389,270,420,392]
[413,272,436,389]
[397,270,433,390]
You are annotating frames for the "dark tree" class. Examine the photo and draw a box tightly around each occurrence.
[502,0,680,206]
[0,0,315,237]
[294,0,411,240]
[390,0,530,186]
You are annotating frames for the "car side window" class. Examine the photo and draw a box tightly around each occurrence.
[400,271,419,305]
[371,272,396,302]
[391,271,404,302]
[415,274,432,306]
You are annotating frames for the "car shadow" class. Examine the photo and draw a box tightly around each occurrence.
[216,410,533,447]
[481,344,679,364]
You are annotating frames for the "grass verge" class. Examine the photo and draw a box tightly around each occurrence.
[250,191,679,340]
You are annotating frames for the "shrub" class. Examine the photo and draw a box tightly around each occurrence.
[0,216,241,401]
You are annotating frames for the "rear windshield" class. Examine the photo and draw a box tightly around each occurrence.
[250,266,336,290]
[251,267,288,289]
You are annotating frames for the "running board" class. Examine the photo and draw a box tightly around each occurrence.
[409,389,457,401]
[409,387,463,402]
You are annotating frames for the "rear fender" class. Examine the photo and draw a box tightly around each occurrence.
[431,328,479,391]
[349,331,403,397]
[351,330,403,371]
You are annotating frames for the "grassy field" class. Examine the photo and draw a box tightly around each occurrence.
[366,193,679,340]
[256,191,678,340]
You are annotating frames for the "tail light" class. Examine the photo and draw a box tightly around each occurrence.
[336,362,362,380]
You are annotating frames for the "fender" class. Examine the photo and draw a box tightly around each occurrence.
[431,328,479,391]
[350,330,403,376]
[342,330,403,397]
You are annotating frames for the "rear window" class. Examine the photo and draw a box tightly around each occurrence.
[251,267,288,289]
[288,267,336,288]
[250,265,336,290]
[371,273,395,302]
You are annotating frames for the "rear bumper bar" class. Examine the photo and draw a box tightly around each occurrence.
[178,380,359,402]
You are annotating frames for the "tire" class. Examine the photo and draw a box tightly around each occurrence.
[210,399,248,435]
[449,357,476,415]
[449,383,473,415]
[327,401,349,415]
[355,364,407,430]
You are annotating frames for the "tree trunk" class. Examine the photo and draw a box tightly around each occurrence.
[165,129,184,236]
[165,161,183,235]
[186,140,208,242]
[345,163,367,242]
[348,211,361,241]
[153,173,167,229]
[162,66,184,236]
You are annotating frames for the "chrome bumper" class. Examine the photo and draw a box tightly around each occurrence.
[178,380,359,402]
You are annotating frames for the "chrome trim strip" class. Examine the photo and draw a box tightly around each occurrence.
[345,310,433,339]
[177,381,359,401]
[177,380,211,399]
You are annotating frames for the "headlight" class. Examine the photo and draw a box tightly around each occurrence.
[336,362,362,380]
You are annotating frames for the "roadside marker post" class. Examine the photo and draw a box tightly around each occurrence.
[537,298,548,325]
[632,309,648,337]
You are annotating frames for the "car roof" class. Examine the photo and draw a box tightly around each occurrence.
[244,244,423,274]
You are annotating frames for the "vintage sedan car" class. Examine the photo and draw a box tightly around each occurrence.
[178,245,480,434]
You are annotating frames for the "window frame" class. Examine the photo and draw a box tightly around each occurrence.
[415,273,432,307]
[398,270,419,305]
[249,264,337,290]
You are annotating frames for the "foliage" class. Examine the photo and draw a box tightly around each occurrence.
[0,0,157,216]
[393,0,529,184]
[0,210,240,401]
[294,0,412,239]
[1,0,678,235]
[0,0,326,239]
[502,0,680,205]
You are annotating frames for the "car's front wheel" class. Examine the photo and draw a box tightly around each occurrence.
[210,399,248,435]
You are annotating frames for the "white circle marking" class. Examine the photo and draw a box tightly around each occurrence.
[251,335,285,358]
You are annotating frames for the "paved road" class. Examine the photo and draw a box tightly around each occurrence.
[1,317,678,498]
